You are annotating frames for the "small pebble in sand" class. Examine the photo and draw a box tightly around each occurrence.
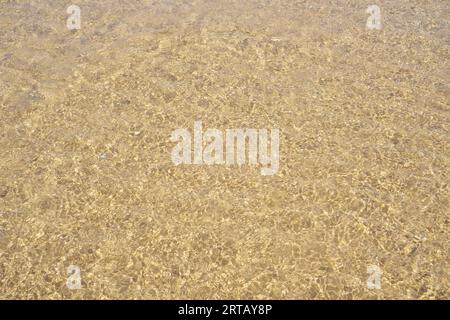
[0,186,8,198]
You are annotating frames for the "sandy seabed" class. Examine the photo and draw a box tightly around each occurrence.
[0,0,448,299]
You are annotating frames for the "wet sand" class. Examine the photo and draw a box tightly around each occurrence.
[0,0,448,299]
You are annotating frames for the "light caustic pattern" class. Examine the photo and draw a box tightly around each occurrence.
[0,0,448,299]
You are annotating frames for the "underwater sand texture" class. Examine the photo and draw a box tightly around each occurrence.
[0,0,449,299]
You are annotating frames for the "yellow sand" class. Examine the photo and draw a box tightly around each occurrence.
[0,0,448,299]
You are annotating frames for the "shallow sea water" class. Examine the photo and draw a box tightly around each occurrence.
[0,0,448,299]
